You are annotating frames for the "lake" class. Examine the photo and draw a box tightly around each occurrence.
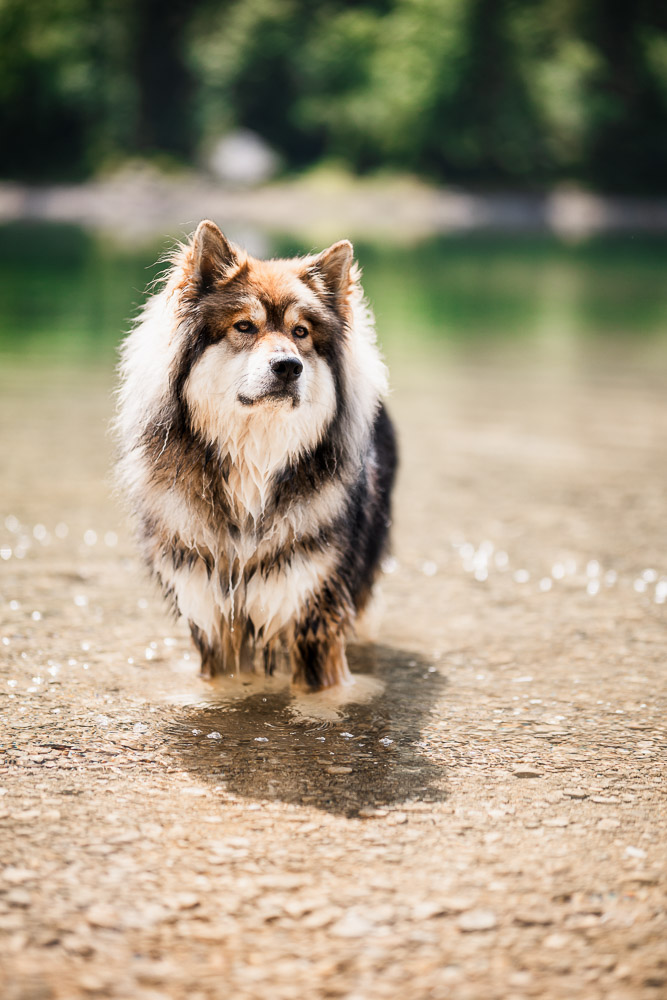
[2,224,667,362]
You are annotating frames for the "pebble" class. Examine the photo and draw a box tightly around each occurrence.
[458,908,497,932]
[514,909,554,925]
[542,816,569,828]
[282,896,320,918]
[2,867,37,885]
[358,807,388,818]
[78,974,112,994]
[330,910,375,938]
[301,906,343,929]
[86,904,120,929]
[61,934,95,956]
[597,818,621,831]
[513,768,542,778]
[386,811,408,825]
[411,899,450,920]
[165,892,200,910]
[434,896,476,914]
[325,766,353,775]
[0,914,24,932]
[544,933,571,949]
[563,788,588,799]
[180,921,233,942]
[621,871,658,885]
[6,889,31,907]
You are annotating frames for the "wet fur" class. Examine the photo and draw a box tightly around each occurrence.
[115,221,396,689]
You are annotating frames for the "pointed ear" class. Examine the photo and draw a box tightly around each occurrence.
[192,220,238,288]
[309,239,354,301]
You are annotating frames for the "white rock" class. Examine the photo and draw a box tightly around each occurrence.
[330,911,375,938]
[458,908,497,932]
[208,130,279,187]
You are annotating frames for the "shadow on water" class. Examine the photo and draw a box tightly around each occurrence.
[163,644,447,817]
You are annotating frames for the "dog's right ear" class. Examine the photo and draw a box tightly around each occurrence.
[192,220,238,289]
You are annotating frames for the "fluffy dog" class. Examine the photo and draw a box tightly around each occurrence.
[116,221,396,689]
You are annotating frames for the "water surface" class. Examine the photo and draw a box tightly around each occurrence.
[2,223,666,362]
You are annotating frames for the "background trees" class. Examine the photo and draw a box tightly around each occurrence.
[1,0,666,193]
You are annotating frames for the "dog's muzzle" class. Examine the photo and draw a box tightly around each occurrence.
[238,355,303,407]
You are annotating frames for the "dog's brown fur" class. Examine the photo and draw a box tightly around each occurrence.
[116,222,396,689]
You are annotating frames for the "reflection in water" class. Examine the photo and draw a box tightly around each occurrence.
[1,223,667,363]
[165,644,447,817]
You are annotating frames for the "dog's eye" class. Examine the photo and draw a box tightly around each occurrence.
[234,320,256,334]
[292,325,309,339]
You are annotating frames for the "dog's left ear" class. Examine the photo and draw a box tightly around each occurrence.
[309,240,354,301]
[192,220,238,289]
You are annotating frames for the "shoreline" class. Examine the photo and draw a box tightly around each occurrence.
[1,170,667,243]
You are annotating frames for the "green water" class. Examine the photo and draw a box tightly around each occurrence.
[1,223,666,364]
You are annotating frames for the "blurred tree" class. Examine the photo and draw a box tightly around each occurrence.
[0,0,100,177]
[130,0,196,156]
[424,0,550,184]
[0,0,200,178]
[295,0,469,171]
[577,0,667,193]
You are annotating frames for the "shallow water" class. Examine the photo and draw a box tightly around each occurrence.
[2,223,667,361]
[1,224,666,998]
[163,645,446,816]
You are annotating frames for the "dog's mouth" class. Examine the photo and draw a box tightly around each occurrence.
[238,387,300,408]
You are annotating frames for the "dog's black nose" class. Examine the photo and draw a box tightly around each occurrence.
[270,356,303,381]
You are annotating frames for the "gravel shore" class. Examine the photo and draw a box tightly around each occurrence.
[1,344,666,999]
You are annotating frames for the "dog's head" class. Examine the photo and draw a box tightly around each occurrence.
[178,221,357,455]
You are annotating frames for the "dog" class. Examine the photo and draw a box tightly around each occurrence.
[115,221,396,689]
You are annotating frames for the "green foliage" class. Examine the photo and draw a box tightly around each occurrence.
[1,0,666,192]
[295,0,468,170]
[0,0,98,176]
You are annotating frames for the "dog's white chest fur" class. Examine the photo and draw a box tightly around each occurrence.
[152,436,340,647]
[219,446,340,640]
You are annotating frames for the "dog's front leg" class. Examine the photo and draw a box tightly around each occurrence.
[190,620,256,677]
[189,621,225,678]
[291,628,352,690]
